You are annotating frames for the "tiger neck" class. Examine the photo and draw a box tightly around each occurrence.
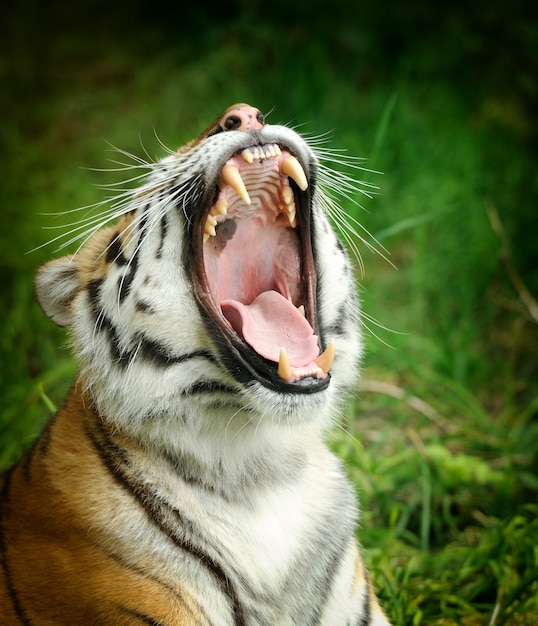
[74,379,324,501]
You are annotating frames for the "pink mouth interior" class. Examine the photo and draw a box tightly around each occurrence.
[203,152,322,371]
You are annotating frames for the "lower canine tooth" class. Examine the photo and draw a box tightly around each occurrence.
[220,165,251,205]
[277,347,292,382]
[314,340,335,374]
[281,155,308,191]
[282,187,294,205]
[287,206,297,228]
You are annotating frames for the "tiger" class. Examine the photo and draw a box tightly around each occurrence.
[0,103,391,625]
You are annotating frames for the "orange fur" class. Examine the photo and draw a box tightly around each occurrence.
[0,384,206,624]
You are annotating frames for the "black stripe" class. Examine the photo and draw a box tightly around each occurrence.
[306,536,350,626]
[118,606,166,626]
[173,173,205,223]
[118,204,150,303]
[118,253,140,303]
[135,299,155,314]
[88,278,104,315]
[20,445,35,483]
[156,214,168,259]
[325,306,346,336]
[0,469,31,625]
[87,278,217,370]
[106,233,128,266]
[97,543,209,625]
[335,236,346,255]
[135,338,216,369]
[86,422,246,626]
[147,496,247,626]
[182,381,240,396]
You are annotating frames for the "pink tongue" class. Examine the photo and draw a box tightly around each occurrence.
[221,291,319,367]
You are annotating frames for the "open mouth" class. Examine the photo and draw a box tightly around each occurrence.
[192,142,334,392]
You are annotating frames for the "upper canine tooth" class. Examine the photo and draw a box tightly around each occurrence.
[281,155,308,191]
[314,340,335,374]
[220,165,251,205]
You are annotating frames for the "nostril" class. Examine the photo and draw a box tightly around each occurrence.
[223,115,242,131]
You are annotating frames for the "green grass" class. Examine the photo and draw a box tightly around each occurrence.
[1,2,537,623]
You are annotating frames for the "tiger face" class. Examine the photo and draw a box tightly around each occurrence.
[37,103,362,451]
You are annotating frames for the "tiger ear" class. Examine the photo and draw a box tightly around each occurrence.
[35,256,81,327]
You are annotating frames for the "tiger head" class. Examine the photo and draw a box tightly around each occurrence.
[36,104,362,451]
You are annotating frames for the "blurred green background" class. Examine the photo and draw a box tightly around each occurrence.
[1,0,537,623]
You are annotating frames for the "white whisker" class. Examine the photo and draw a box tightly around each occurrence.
[301,132,394,273]
[359,309,404,349]
[151,127,176,156]
[225,407,251,443]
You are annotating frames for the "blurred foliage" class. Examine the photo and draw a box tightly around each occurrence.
[1,0,537,623]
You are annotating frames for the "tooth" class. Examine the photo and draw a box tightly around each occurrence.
[214,198,228,215]
[274,145,282,157]
[241,149,254,164]
[314,340,335,374]
[282,196,297,227]
[297,305,305,317]
[207,214,217,226]
[204,222,216,237]
[277,347,292,382]
[203,225,216,243]
[287,205,297,228]
[221,165,251,205]
[282,187,294,205]
[281,155,308,191]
